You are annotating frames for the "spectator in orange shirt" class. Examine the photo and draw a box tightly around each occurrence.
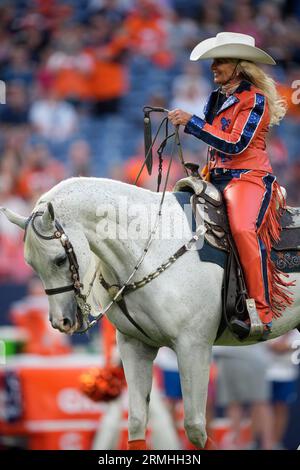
[86,14,129,115]
[17,143,65,202]
[124,0,174,68]
[46,26,94,103]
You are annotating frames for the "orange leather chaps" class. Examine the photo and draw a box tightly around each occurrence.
[216,170,292,323]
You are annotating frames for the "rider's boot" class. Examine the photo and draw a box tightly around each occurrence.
[230,316,272,340]
[229,317,251,339]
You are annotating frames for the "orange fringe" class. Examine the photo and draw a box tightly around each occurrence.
[257,182,295,318]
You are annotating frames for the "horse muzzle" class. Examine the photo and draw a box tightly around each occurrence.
[50,314,77,334]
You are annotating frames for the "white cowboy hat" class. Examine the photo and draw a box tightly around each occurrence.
[190,32,276,65]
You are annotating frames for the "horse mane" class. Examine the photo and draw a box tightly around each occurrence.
[35,177,154,210]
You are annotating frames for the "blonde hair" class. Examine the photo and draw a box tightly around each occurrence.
[236,60,287,126]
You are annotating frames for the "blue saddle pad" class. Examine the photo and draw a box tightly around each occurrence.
[173,191,227,269]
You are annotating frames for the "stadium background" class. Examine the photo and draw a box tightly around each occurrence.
[0,0,299,450]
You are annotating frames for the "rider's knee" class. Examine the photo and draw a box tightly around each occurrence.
[231,225,256,239]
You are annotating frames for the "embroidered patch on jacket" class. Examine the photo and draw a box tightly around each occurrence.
[220,117,231,131]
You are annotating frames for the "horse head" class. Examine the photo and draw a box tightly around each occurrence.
[1,203,93,334]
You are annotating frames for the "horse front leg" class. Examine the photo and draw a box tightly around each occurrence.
[175,336,213,449]
[117,331,158,450]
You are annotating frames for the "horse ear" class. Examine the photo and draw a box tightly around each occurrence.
[0,207,27,229]
[48,202,55,221]
[41,202,55,228]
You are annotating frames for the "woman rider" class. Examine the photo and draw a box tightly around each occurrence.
[168,32,293,338]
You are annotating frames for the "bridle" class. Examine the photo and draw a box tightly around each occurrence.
[28,211,83,295]
[25,211,95,332]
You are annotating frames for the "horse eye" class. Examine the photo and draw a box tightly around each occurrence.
[55,255,67,267]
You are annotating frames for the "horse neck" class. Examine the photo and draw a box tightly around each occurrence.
[50,178,159,280]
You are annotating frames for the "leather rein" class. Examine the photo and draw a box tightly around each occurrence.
[25,109,197,337]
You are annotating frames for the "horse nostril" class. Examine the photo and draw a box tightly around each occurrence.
[62,317,72,328]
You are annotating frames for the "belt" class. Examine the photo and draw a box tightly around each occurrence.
[211,168,232,175]
[211,168,249,176]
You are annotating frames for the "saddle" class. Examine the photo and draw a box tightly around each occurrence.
[173,163,300,341]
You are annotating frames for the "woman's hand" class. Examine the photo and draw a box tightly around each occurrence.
[168,109,192,127]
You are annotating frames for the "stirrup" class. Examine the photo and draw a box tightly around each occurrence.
[246,299,265,339]
[230,299,264,341]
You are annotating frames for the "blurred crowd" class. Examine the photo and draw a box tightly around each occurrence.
[0,0,300,283]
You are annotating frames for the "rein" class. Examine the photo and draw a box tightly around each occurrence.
[88,108,183,335]
[26,109,194,336]
[90,108,192,337]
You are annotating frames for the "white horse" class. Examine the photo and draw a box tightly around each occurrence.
[1,177,300,449]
